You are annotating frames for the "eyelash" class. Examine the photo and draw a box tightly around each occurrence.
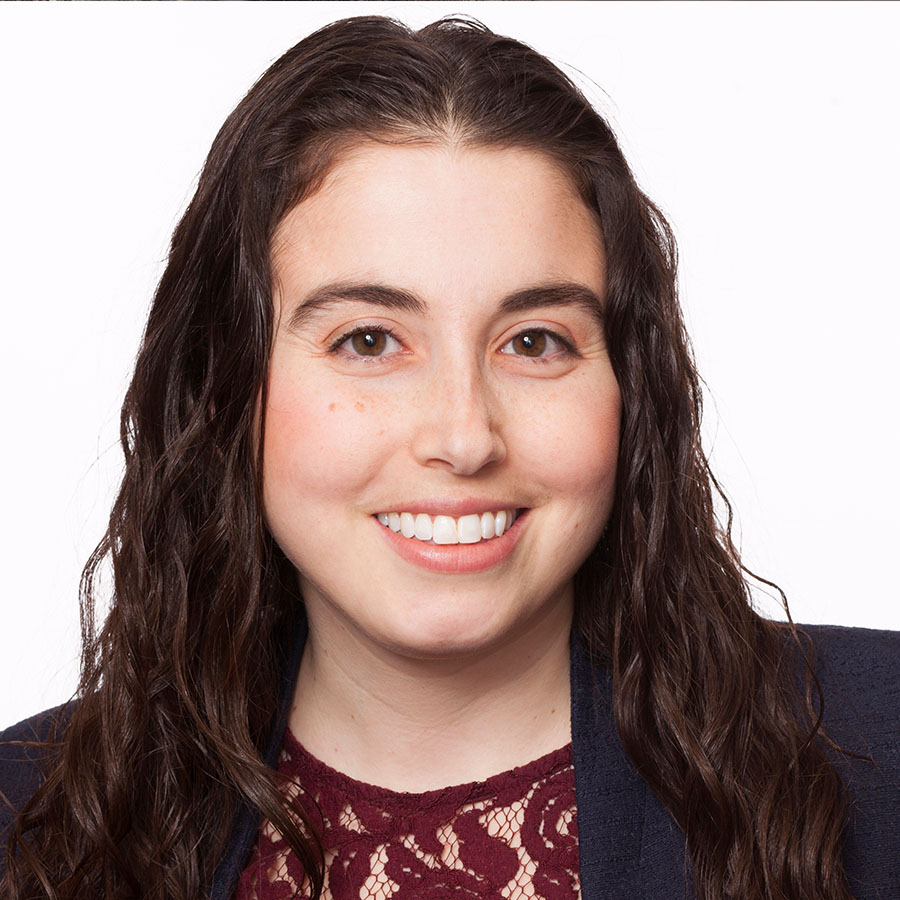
[499,328,578,361]
[327,325,579,360]
[328,324,404,360]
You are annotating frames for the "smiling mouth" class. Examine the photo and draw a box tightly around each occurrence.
[374,509,520,545]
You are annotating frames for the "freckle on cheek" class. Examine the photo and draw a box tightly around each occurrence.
[355,401,365,412]
[328,402,337,412]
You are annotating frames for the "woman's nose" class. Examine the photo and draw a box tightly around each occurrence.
[409,363,506,476]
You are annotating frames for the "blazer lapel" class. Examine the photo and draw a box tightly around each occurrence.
[569,628,691,898]
[208,611,309,900]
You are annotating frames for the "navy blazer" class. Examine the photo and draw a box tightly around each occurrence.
[3,621,899,898]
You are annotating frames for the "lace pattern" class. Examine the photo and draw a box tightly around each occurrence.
[235,728,580,899]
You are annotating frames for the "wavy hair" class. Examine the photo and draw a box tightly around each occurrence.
[4,15,852,900]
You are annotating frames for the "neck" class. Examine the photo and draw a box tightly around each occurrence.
[288,596,574,792]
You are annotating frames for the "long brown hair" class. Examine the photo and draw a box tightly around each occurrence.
[4,15,852,900]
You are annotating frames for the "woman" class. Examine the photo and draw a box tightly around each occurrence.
[2,14,898,900]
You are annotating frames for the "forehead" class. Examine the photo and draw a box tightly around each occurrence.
[271,142,605,309]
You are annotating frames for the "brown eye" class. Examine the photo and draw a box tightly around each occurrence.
[349,330,388,356]
[511,330,547,357]
[333,327,403,359]
[499,328,574,362]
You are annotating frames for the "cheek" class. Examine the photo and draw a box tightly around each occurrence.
[262,368,396,501]
[512,377,621,501]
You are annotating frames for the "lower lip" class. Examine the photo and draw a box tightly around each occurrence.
[374,510,528,574]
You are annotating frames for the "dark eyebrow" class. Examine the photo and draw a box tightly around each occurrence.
[498,283,604,323]
[287,283,425,331]
[286,280,604,331]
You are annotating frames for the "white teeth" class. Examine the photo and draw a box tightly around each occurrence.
[414,513,433,541]
[457,514,482,544]
[432,515,458,545]
[375,509,519,544]
[400,512,416,538]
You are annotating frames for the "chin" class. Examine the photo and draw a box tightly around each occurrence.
[382,598,548,659]
[378,607,511,660]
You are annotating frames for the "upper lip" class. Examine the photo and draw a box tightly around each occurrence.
[372,498,525,517]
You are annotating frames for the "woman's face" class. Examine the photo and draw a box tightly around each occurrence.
[264,143,621,658]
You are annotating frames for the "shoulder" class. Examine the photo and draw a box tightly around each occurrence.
[798,623,900,747]
[798,624,900,894]
[801,621,900,679]
[0,704,73,847]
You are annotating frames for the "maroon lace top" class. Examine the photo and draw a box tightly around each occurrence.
[235,727,580,899]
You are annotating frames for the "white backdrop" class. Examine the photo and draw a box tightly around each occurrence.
[1,1,898,729]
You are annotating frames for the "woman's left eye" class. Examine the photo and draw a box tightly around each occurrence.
[331,327,403,358]
[499,329,574,359]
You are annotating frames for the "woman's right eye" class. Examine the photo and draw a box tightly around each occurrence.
[330,327,403,358]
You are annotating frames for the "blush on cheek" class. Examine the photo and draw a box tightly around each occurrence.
[265,384,397,490]
[552,406,620,501]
